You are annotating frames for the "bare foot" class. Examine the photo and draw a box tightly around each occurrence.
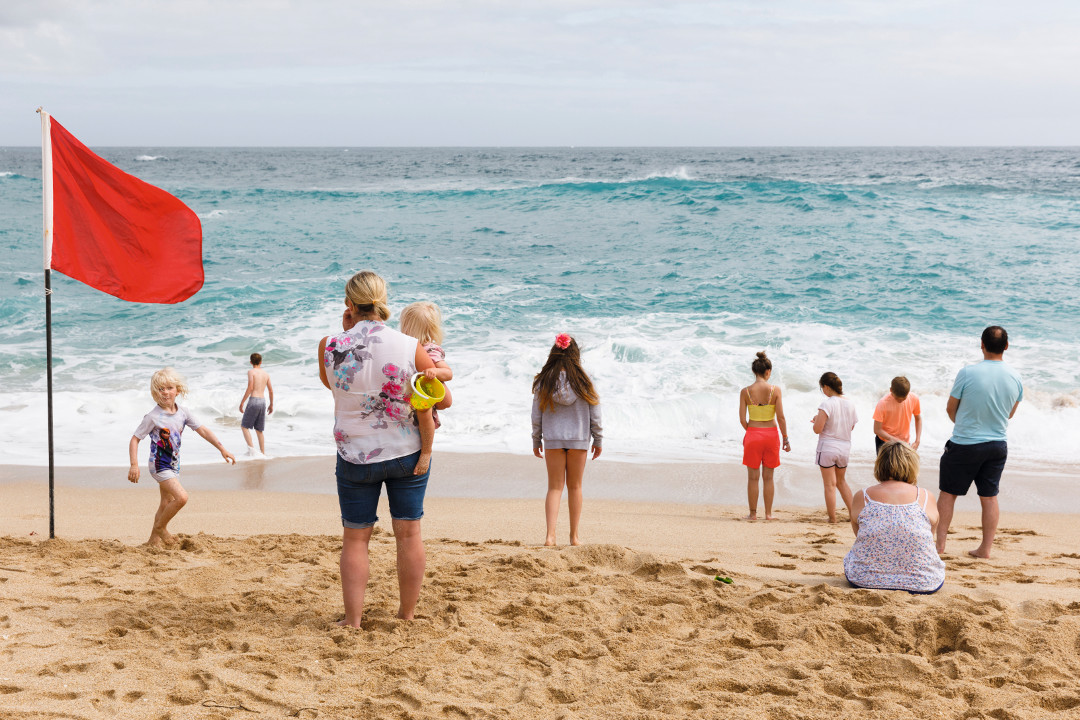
[544,537,557,547]
[968,549,991,559]
[145,533,165,548]
[570,537,582,546]
[744,513,757,521]
[160,530,179,546]
[336,618,362,628]
[827,516,839,524]
[764,515,775,521]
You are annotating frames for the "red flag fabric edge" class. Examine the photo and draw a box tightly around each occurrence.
[48,118,203,304]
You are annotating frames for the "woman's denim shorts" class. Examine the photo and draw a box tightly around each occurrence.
[336,451,430,529]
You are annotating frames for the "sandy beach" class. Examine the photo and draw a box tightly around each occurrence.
[2,454,1080,719]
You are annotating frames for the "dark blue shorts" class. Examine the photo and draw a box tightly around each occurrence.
[336,451,430,529]
[938,440,1007,498]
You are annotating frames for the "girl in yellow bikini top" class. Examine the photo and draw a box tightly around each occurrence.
[745,386,776,422]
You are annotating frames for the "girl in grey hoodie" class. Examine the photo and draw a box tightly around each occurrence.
[532,333,602,546]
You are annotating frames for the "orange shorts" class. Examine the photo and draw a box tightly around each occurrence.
[742,426,781,469]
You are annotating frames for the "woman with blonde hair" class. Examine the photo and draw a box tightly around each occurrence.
[318,270,437,627]
[843,441,946,594]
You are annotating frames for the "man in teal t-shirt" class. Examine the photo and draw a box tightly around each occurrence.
[937,326,1023,560]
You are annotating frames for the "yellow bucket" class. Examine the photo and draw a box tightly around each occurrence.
[410,373,445,411]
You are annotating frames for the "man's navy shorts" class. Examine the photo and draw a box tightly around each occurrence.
[939,440,1007,497]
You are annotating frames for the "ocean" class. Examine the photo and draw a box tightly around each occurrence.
[1,147,1078,495]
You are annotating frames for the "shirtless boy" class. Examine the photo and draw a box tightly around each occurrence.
[239,352,274,456]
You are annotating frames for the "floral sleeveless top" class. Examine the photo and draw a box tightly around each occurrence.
[323,321,420,464]
[843,487,946,593]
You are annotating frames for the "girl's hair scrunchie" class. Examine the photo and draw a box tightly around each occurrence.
[555,333,572,349]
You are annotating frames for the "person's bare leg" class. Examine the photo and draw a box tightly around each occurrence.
[745,467,760,520]
[392,518,425,619]
[761,466,775,520]
[936,491,958,554]
[820,466,838,523]
[970,496,999,559]
[564,450,587,545]
[148,477,188,547]
[338,526,373,627]
[835,466,854,519]
[241,427,254,453]
[255,429,266,455]
[544,450,567,546]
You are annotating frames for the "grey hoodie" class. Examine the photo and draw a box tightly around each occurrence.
[531,371,603,450]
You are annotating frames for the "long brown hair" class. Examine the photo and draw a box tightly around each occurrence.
[819,371,843,395]
[532,335,599,412]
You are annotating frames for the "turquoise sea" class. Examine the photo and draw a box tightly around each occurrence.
[1,147,1078,505]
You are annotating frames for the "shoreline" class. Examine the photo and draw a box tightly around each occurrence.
[3,479,1079,605]
[4,449,1080,514]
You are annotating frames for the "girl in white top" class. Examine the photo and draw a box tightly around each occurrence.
[812,371,858,524]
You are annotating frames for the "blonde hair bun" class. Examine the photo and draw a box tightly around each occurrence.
[345,271,392,321]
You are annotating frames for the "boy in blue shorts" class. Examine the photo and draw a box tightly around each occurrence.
[239,352,274,456]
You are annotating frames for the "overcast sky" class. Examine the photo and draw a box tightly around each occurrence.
[2,0,1078,146]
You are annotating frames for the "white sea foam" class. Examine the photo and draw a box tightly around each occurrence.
[629,166,695,182]
[134,155,168,162]
[199,209,229,219]
[6,305,1078,491]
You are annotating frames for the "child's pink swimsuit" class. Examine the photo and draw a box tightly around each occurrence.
[423,342,445,429]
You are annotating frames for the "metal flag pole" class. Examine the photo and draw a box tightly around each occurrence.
[38,107,55,539]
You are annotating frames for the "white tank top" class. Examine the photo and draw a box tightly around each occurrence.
[323,321,421,464]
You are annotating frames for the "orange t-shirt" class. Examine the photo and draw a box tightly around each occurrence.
[872,393,920,442]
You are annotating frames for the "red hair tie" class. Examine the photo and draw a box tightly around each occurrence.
[555,333,572,349]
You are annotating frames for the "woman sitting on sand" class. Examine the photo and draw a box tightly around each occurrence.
[843,441,946,594]
[318,270,438,627]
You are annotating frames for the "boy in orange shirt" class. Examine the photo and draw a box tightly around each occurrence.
[873,376,922,453]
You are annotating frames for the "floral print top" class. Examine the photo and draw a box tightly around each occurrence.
[843,487,946,593]
[323,321,420,464]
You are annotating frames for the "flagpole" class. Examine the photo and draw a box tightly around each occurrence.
[38,107,56,540]
[45,271,55,539]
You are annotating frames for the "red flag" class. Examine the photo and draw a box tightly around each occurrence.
[45,116,203,303]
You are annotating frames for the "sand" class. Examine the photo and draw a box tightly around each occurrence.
[2,455,1080,719]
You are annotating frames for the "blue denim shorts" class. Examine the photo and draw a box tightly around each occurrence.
[336,451,430,529]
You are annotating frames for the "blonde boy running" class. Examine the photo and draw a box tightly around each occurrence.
[129,368,235,547]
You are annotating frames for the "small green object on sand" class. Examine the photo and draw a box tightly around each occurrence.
[715,575,733,584]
